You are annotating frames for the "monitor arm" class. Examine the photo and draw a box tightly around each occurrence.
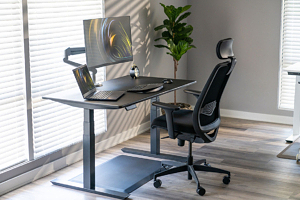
[63,47,98,82]
[63,47,85,67]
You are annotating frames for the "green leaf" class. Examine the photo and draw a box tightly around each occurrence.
[174,31,191,42]
[173,7,183,21]
[173,23,187,33]
[154,37,169,42]
[163,19,170,26]
[174,23,187,29]
[160,3,165,7]
[182,5,191,12]
[166,40,194,61]
[179,25,193,34]
[175,12,191,24]
[185,37,193,44]
[160,3,173,22]
[154,4,195,56]
[154,44,170,49]
[172,5,191,22]
[154,25,169,31]
[168,5,177,22]
[162,31,172,38]
[166,52,177,58]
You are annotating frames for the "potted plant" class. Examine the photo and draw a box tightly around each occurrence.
[154,3,195,106]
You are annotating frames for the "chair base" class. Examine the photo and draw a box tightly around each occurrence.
[153,162,230,196]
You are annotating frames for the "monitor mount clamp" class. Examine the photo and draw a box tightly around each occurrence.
[63,47,100,86]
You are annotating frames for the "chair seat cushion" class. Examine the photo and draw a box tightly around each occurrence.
[152,109,195,134]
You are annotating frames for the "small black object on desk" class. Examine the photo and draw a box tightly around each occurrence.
[130,65,140,79]
[162,79,173,84]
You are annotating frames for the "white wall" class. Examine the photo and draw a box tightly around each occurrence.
[187,0,292,118]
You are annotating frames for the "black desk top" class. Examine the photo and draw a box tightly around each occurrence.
[43,76,196,110]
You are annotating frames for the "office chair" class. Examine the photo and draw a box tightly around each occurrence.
[151,38,236,196]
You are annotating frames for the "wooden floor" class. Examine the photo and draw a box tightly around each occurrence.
[2,117,300,200]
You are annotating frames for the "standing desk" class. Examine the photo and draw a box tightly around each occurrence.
[285,63,300,142]
[43,75,196,199]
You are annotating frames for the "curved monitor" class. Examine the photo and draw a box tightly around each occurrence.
[83,16,133,68]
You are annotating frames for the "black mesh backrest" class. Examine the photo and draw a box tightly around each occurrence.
[193,38,236,143]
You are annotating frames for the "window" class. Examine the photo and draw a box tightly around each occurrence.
[0,0,28,170]
[27,0,106,158]
[0,0,105,170]
[279,0,300,110]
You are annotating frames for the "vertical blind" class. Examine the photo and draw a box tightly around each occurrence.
[27,0,106,158]
[279,0,300,110]
[0,1,28,170]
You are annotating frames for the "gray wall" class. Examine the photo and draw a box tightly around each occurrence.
[187,0,292,117]
[99,0,188,141]
[101,0,292,143]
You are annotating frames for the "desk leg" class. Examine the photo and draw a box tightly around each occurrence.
[150,96,160,154]
[286,76,300,143]
[51,108,129,199]
[83,109,95,189]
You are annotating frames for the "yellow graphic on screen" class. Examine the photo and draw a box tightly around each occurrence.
[85,16,133,67]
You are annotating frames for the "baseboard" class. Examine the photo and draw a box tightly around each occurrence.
[220,109,293,125]
[0,121,150,196]
[190,105,292,125]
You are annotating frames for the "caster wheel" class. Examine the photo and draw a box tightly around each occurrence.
[223,175,230,185]
[204,162,211,167]
[196,186,206,196]
[154,179,162,188]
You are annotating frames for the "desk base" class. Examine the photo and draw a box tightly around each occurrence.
[51,179,129,199]
[122,148,187,163]
[51,155,161,199]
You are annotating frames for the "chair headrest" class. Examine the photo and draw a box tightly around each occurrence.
[216,38,234,59]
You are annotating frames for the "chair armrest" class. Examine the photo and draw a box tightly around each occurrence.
[184,89,201,98]
[152,101,180,110]
[151,101,179,139]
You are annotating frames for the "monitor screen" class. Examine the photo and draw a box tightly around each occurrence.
[73,65,95,97]
[83,16,133,68]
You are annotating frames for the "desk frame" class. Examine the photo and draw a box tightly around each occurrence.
[52,97,185,199]
[45,76,195,199]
